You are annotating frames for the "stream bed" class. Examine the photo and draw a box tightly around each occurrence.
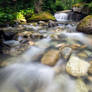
[0,12,92,92]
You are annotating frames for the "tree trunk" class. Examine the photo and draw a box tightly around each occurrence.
[34,0,43,13]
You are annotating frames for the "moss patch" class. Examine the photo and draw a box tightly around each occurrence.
[77,15,92,34]
[78,15,92,28]
[28,12,55,21]
[72,3,85,8]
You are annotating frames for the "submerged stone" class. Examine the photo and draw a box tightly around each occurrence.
[41,49,60,66]
[66,55,90,77]
[88,61,92,74]
[60,47,72,60]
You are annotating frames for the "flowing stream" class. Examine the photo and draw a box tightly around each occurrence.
[0,12,92,92]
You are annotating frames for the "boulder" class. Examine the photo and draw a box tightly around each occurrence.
[88,76,92,82]
[48,20,57,27]
[66,55,90,77]
[72,3,89,15]
[38,21,48,26]
[77,15,92,34]
[41,49,60,66]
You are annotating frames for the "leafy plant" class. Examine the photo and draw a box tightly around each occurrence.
[19,8,34,18]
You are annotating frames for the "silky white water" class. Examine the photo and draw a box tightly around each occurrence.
[54,13,69,21]
[0,13,92,92]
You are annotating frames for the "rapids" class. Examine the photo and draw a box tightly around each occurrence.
[0,12,92,92]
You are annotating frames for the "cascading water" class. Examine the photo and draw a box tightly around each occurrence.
[0,10,92,92]
[54,12,77,32]
[54,13,69,22]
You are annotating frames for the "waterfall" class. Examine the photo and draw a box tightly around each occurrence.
[54,13,69,22]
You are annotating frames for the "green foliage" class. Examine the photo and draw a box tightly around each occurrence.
[14,12,25,20]
[42,0,56,13]
[19,8,34,18]
[0,0,92,25]
[0,11,14,25]
[56,0,68,10]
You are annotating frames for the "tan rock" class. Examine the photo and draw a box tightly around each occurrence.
[56,43,68,48]
[88,76,92,82]
[77,52,88,58]
[71,44,81,49]
[41,49,60,66]
[66,56,90,77]
[88,61,92,74]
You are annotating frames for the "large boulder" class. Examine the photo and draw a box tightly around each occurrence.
[28,12,55,22]
[77,15,92,34]
[72,3,89,15]
[41,49,60,66]
[66,55,90,77]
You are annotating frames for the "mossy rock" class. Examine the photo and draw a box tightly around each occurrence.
[28,12,55,22]
[72,3,85,8]
[77,15,92,34]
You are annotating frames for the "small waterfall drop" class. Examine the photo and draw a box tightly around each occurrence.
[54,13,69,22]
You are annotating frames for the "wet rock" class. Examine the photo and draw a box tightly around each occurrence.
[72,3,89,15]
[75,79,88,92]
[60,47,72,60]
[77,52,88,59]
[48,20,57,27]
[2,42,30,56]
[0,29,17,41]
[88,76,92,82]
[88,61,92,74]
[29,22,38,26]
[3,40,20,47]
[18,31,32,38]
[77,15,92,34]
[71,44,86,50]
[68,12,85,22]
[38,21,48,26]
[66,55,90,77]
[84,50,92,57]
[31,33,44,39]
[50,34,59,40]
[56,43,67,48]
[54,27,63,32]
[41,49,60,66]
